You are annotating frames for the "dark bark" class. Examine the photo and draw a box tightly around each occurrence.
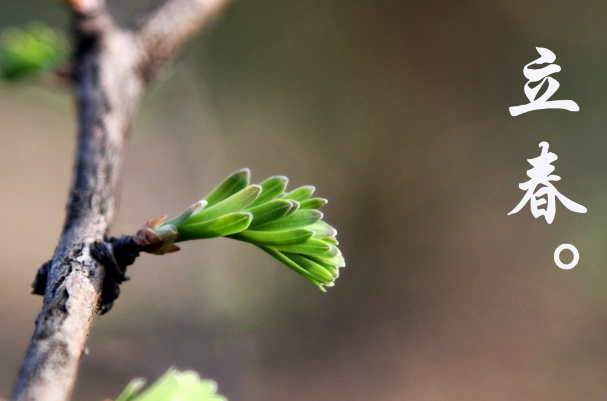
[91,236,144,314]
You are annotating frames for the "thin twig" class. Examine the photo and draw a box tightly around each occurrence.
[11,0,233,399]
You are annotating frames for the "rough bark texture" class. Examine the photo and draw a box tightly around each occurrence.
[11,0,232,400]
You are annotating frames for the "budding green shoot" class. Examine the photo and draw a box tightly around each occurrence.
[139,169,344,290]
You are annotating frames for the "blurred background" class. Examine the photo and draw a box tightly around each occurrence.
[2,0,607,400]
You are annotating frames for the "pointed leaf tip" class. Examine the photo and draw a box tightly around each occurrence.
[164,200,208,228]
[186,185,261,225]
[300,198,328,209]
[284,252,334,284]
[204,168,251,207]
[281,186,316,202]
[285,200,300,216]
[248,176,289,208]
[259,246,323,286]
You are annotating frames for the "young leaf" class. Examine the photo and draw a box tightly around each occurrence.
[302,255,339,278]
[120,368,226,401]
[184,185,260,225]
[231,229,314,246]
[254,210,322,232]
[299,198,327,210]
[280,186,315,202]
[306,252,346,269]
[247,200,292,229]
[177,213,252,241]
[306,221,337,239]
[324,244,341,258]
[260,246,323,286]
[115,378,146,401]
[322,237,339,245]
[164,200,207,227]
[283,252,334,284]
[272,239,332,256]
[248,176,288,208]
[204,168,250,207]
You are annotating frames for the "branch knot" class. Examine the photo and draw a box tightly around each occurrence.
[91,236,141,314]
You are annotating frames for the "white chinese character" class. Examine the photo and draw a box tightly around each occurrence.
[509,47,579,116]
[508,142,586,224]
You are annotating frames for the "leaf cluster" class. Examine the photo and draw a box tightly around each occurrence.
[152,169,344,290]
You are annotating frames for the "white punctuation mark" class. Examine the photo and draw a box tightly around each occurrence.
[554,244,579,270]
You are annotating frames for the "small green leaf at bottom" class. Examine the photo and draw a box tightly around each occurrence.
[114,368,226,401]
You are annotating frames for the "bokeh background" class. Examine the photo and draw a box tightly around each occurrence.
[3,0,607,400]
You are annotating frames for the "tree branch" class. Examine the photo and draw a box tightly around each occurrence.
[136,0,233,82]
[11,0,233,400]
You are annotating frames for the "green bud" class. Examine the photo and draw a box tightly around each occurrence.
[0,23,68,81]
